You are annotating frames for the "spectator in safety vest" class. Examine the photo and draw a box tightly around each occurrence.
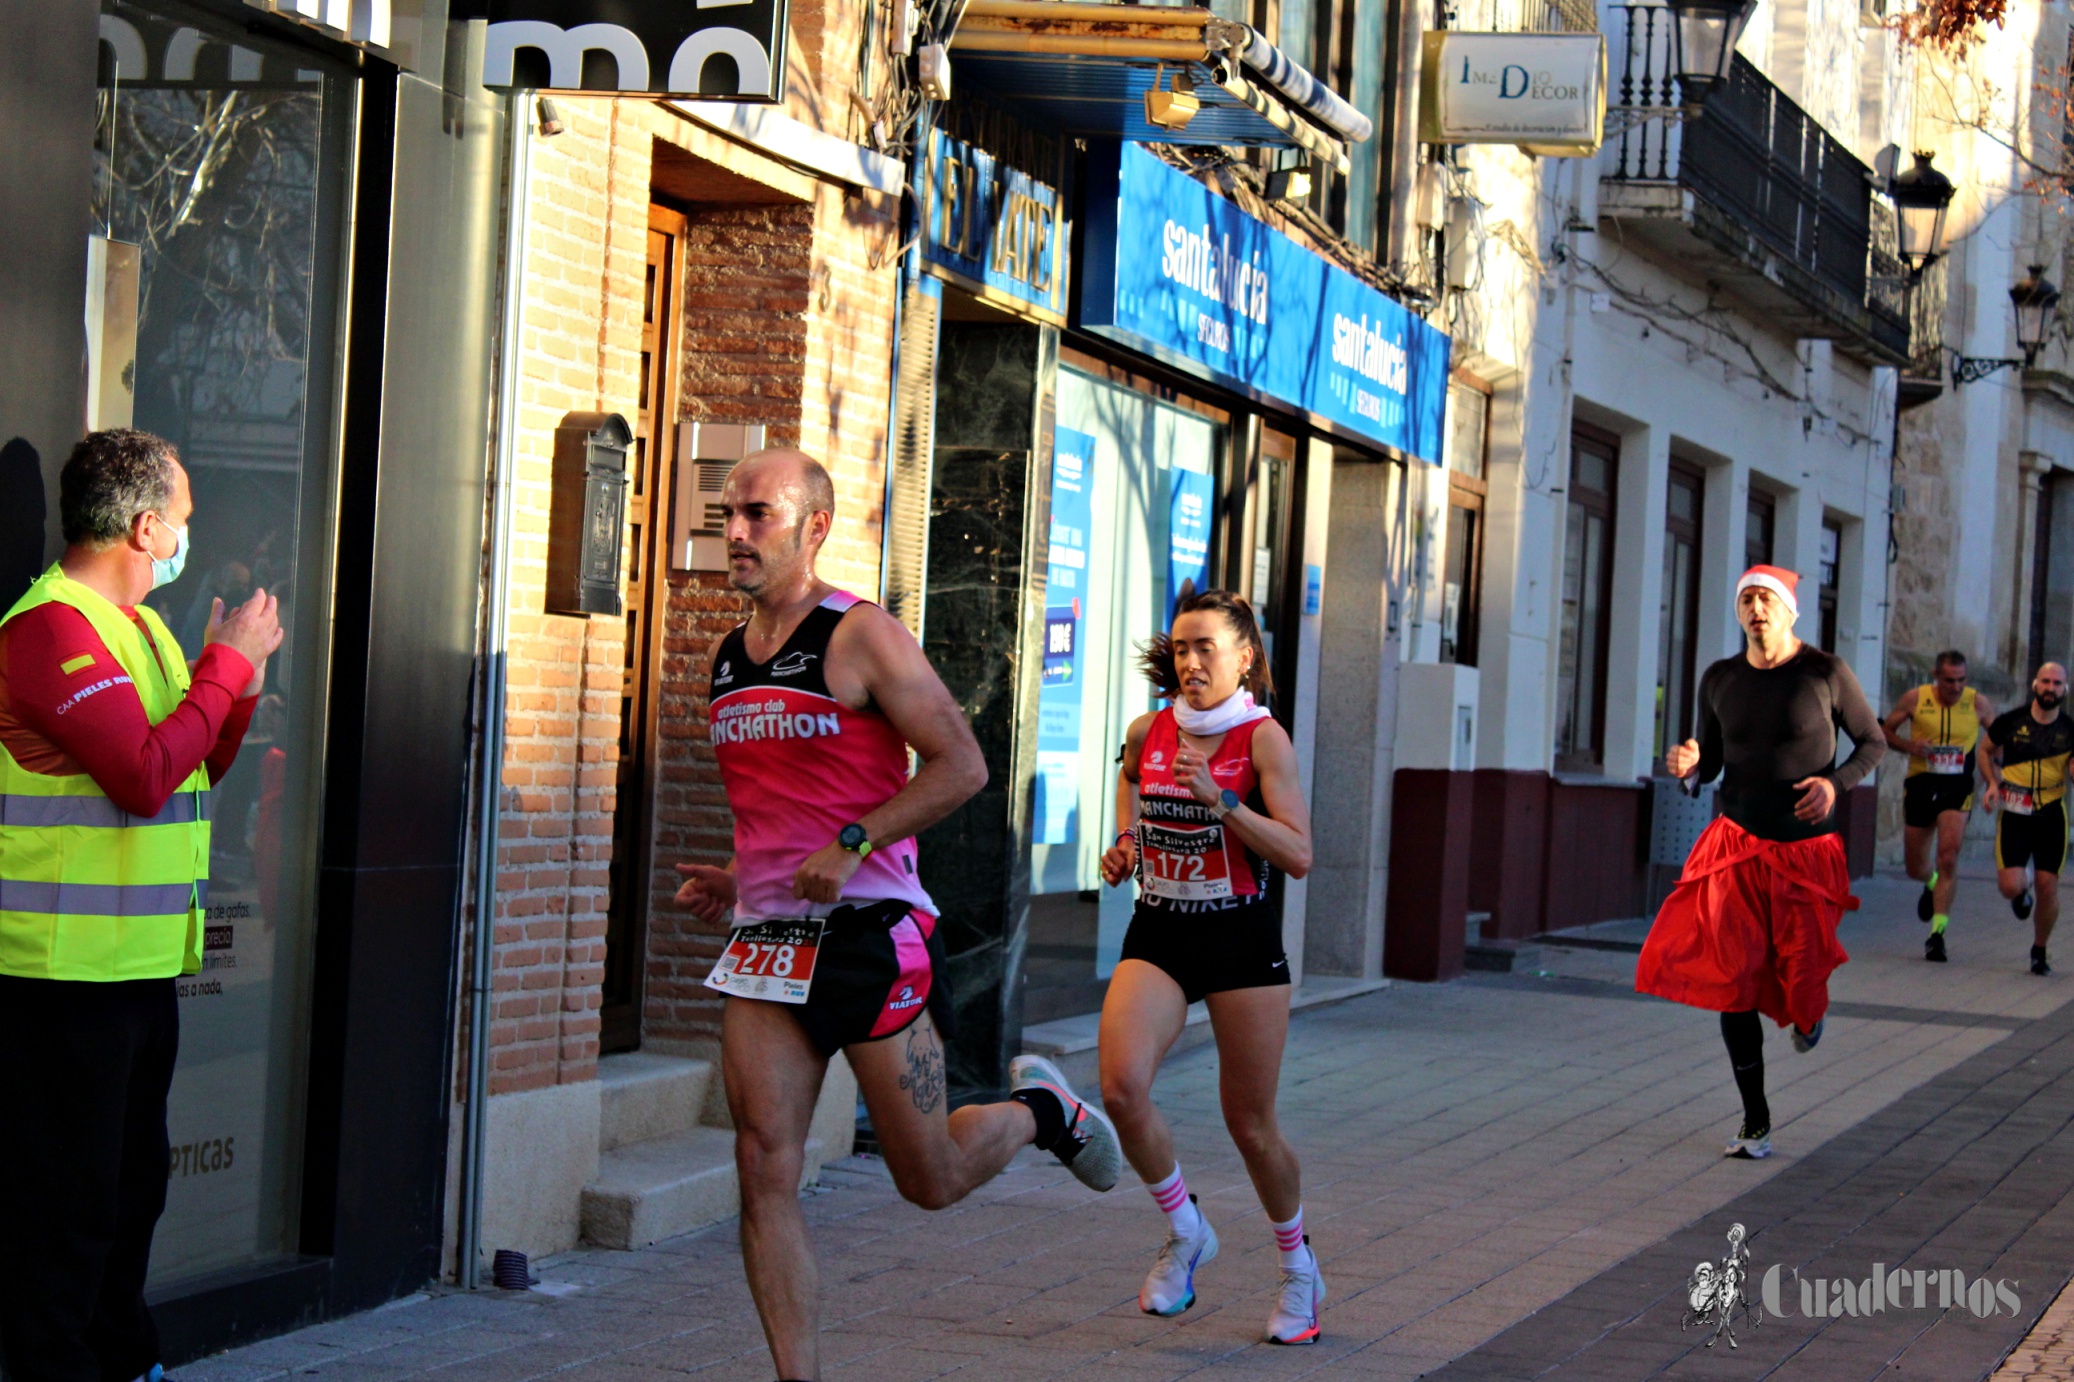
[0,430,281,1382]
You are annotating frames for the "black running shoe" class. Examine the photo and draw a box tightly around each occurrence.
[2032,946,2051,977]
[2015,888,2036,921]
[1918,885,1935,922]
[1925,932,1947,963]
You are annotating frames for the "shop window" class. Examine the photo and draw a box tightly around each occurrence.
[1557,426,1618,771]
[1656,461,1705,759]
[1818,519,1843,651]
[1249,427,1298,668]
[1025,361,1226,1021]
[91,0,350,1287]
[1441,378,1489,666]
[1746,489,1776,569]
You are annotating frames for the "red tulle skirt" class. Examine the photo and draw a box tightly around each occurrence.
[1635,815,1855,1031]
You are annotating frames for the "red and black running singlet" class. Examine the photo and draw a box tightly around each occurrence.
[1134,708,1272,918]
[708,591,936,923]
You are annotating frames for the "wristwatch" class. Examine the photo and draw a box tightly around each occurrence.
[837,822,874,859]
[1212,788,1240,819]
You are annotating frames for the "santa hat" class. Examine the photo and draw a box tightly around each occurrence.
[1736,565,1800,616]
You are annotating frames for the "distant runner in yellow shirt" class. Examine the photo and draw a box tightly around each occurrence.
[1979,663,2074,976]
[1882,650,1993,963]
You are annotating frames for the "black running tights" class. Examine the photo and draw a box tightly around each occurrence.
[1720,1009,1769,1133]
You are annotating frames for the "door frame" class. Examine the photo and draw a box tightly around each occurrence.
[600,205,687,1052]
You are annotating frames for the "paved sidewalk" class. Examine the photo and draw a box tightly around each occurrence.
[177,873,2074,1382]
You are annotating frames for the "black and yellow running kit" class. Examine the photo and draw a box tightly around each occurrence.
[1902,684,1980,827]
[1986,706,2074,874]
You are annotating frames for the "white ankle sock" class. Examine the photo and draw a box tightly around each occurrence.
[1270,1208,1311,1269]
[1146,1164,1201,1234]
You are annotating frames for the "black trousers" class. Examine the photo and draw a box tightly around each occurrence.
[0,976,179,1382]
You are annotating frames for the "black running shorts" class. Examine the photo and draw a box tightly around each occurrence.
[1119,904,1291,1004]
[1903,773,1973,829]
[732,900,955,1058]
[1996,799,2068,875]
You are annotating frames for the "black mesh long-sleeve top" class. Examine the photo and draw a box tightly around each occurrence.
[1690,646,1885,842]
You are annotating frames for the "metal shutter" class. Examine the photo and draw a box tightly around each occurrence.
[882,285,941,640]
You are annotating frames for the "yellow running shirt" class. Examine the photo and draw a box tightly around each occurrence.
[1906,684,1981,779]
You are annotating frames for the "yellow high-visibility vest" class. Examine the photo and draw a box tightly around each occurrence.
[0,564,210,980]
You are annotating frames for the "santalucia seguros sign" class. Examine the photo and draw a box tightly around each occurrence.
[484,0,788,102]
[1078,143,1450,464]
[1418,31,1605,156]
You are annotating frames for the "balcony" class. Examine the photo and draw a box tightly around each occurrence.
[1599,5,1911,366]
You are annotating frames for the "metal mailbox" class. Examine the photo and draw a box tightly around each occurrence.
[547,411,633,616]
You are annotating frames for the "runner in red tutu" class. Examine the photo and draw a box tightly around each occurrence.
[1637,564,1884,1160]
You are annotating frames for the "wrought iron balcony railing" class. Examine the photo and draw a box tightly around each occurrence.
[1603,4,1910,362]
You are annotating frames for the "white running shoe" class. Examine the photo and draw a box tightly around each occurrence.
[1265,1242,1325,1345]
[1723,1124,1772,1159]
[1139,1198,1218,1316]
[1008,1054,1122,1192]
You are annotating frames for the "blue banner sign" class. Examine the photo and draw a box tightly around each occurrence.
[1079,143,1450,463]
[920,127,1067,325]
[1035,427,1097,845]
[1167,463,1214,626]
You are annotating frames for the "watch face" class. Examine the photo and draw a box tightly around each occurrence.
[1220,788,1241,810]
[839,823,866,850]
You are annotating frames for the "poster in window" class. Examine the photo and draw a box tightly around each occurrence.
[1035,428,1096,845]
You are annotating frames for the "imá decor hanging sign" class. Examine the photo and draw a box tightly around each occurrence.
[1418,31,1605,155]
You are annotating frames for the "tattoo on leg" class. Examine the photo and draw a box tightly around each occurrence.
[898,1027,945,1114]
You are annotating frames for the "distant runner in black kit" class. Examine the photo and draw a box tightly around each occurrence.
[1638,565,1883,1160]
[1975,662,2074,976]
[673,449,1120,1382]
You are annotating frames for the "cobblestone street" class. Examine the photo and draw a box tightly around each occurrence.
[178,873,2074,1382]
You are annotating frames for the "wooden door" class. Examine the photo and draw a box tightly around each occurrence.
[601,207,686,1052]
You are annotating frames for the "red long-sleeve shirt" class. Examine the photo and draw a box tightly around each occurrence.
[0,602,257,817]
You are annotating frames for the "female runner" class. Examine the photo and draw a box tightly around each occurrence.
[1096,589,1320,1343]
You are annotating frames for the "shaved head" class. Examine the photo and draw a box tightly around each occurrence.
[718,448,837,601]
[735,448,835,520]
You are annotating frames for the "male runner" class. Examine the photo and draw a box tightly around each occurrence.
[1639,565,1883,1159]
[1977,662,2074,976]
[1882,650,1992,962]
[673,449,1120,1382]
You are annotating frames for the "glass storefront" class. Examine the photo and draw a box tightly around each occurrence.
[1023,363,1224,1019]
[91,0,350,1286]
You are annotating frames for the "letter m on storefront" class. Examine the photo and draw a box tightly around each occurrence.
[483,0,789,102]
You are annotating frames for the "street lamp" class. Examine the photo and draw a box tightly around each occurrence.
[1666,0,1760,107]
[1951,265,2062,386]
[1890,151,1954,279]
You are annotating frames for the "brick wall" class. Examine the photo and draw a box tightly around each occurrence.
[482,88,901,1074]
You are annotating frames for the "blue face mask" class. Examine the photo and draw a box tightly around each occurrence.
[149,517,189,590]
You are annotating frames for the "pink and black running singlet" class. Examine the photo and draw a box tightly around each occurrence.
[1134,709,1271,918]
[708,591,936,923]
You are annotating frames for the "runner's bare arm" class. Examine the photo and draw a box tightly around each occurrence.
[1881,687,1924,757]
[1100,712,1157,887]
[789,604,987,903]
[1977,731,2005,809]
[1211,718,1312,878]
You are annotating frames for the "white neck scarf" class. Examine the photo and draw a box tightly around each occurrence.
[1172,688,1271,736]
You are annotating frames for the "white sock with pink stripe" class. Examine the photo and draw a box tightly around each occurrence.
[1146,1165,1200,1234]
[1270,1208,1311,1269]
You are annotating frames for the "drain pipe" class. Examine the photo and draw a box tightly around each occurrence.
[458,89,534,1293]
